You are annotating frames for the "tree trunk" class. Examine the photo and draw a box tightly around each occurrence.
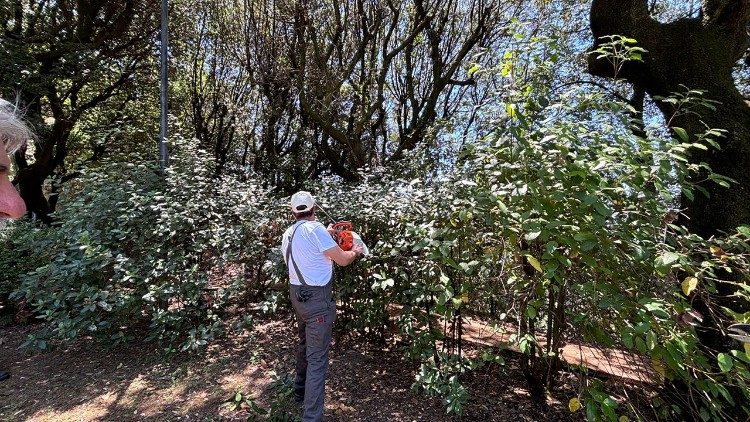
[13,117,73,223]
[588,1,750,236]
[3,1,156,223]
[588,1,750,418]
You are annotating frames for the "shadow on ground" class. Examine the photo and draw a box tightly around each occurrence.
[0,310,611,421]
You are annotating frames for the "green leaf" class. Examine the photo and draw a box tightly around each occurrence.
[581,240,597,252]
[526,305,537,319]
[444,256,460,269]
[681,277,698,296]
[593,202,610,217]
[524,230,541,241]
[682,187,694,201]
[519,334,534,354]
[655,251,680,274]
[640,299,669,319]
[717,353,733,373]
[526,256,543,272]
[714,178,731,188]
[672,127,689,142]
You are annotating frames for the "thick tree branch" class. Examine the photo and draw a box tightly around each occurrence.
[590,0,651,37]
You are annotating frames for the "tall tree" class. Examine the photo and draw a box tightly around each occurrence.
[0,1,158,222]
[163,0,260,177]
[220,0,517,188]
[587,1,750,418]
[290,0,510,179]
[588,0,750,237]
[163,0,530,190]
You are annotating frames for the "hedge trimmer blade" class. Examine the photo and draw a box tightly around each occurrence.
[728,323,750,343]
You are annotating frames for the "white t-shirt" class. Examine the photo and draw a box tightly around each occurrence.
[281,220,338,286]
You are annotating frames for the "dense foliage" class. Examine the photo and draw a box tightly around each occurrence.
[318,85,750,419]
[4,137,284,353]
[1,1,749,421]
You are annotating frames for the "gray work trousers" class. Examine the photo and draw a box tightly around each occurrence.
[290,282,336,422]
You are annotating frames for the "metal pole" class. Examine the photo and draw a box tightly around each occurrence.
[159,0,169,171]
[315,203,339,224]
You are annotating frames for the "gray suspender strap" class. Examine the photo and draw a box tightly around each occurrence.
[285,222,309,286]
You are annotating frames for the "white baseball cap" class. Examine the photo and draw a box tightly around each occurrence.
[290,191,315,213]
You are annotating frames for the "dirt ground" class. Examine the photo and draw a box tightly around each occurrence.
[0,310,652,421]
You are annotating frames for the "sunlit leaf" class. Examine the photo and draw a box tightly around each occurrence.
[681,277,698,296]
[526,256,542,272]
[568,398,581,412]
[672,127,689,142]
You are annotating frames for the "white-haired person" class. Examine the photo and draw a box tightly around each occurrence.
[0,98,31,382]
[0,99,27,220]
[280,191,362,422]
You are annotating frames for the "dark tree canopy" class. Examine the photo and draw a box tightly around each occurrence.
[0,1,158,222]
[588,0,750,238]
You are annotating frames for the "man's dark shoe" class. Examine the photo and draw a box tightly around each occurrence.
[0,371,9,382]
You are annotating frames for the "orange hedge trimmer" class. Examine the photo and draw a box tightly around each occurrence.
[317,204,355,251]
[330,221,354,251]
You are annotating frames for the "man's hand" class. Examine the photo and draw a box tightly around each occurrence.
[327,223,336,236]
[324,243,364,266]
[351,243,364,256]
